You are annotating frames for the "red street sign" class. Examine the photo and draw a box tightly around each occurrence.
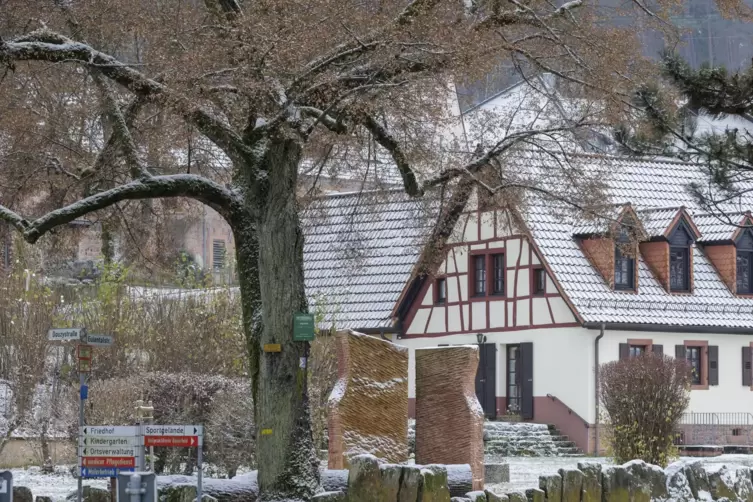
[144,435,199,447]
[81,456,135,468]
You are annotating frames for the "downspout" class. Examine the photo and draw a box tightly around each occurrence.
[594,322,605,456]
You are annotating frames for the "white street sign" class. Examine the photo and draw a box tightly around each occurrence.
[48,328,85,342]
[81,426,138,437]
[79,436,139,447]
[86,334,114,347]
[79,446,136,457]
[143,425,203,436]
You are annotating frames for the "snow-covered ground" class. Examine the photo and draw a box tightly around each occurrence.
[11,455,753,501]
[9,467,108,501]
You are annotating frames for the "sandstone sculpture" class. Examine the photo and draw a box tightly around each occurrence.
[415,346,485,490]
[328,330,409,469]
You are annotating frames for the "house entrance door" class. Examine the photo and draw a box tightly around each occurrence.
[506,342,533,418]
[474,343,497,418]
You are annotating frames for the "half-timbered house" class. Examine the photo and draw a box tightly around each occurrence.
[303,152,753,455]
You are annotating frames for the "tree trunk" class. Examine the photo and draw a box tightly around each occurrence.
[232,132,319,500]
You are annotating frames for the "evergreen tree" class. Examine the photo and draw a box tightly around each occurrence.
[616,52,753,216]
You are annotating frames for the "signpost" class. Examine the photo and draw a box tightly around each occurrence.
[0,471,11,502]
[142,425,204,500]
[87,334,115,347]
[79,427,138,479]
[47,328,86,342]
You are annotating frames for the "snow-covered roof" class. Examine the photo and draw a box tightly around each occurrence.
[303,151,753,332]
[302,190,438,329]
[525,153,753,330]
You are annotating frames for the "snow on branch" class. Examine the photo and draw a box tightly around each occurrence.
[359,115,422,197]
[0,29,252,166]
[91,70,150,179]
[0,175,240,244]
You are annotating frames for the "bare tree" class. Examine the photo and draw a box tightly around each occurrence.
[0,265,60,457]
[0,0,709,497]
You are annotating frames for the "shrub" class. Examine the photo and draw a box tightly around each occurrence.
[206,380,255,477]
[308,333,338,451]
[600,353,692,467]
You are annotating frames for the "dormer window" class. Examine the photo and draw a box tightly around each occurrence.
[668,220,695,293]
[736,229,753,294]
[614,227,635,291]
[670,247,690,291]
[614,247,635,290]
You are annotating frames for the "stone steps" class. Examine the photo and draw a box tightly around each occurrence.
[407,419,585,457]
[483,421,585,457]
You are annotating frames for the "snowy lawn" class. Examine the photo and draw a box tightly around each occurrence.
[9,467,108,501]
[11,455,753,501]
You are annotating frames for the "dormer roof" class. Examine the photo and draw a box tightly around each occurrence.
[638,206,702,242]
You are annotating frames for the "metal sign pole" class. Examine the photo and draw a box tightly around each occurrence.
[76,329,89,502]
[197,443,203,502]
[78,370,84,502]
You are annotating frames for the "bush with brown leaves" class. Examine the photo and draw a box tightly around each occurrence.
[600,353,692,466]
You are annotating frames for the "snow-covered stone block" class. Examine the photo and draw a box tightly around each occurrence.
[485,490,509,502]
[484,463,510,484]
[418,465,451,502]
[311,491,346,501]
[706,464,742,501]
[539,473,562,502]
[558,468,583,502]
[415,346,484,490]
[465,491,487,502]
[577,462,601,502]
[327,330,409,469]
[525,487,545,502]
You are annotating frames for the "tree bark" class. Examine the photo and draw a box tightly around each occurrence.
[232,132,319,500]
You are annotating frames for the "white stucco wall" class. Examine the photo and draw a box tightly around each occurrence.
[393,326,753,425]
[599,329,753,423]
[392,326,594,421]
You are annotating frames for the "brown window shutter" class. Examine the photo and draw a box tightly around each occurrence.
[675,345,686,359]
[619,343,629,360]
[743,347,752,386]
[708,346,719,386]
[652,345,663,356]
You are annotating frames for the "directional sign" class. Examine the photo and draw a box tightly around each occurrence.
[48,328,85,342]
[144,435,201,447]
[80,426,138,436]
[79,446,137,457]
[81,467,133,479]
[143,424,203,447]
[0,470,11,502]
[143,425,203,436]
[81,456,136,468]
[87,334,114,347]
[79,435,139,447]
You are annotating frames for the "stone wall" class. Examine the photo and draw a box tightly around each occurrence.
[415,346,485,490]
[486,459,753,502]
[677,424,753,445]
[0,439,75,468]
[328,330,409,469]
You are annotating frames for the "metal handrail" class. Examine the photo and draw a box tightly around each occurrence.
[681,412,753,426]
[679,412,753,446]
[546,394,590,428]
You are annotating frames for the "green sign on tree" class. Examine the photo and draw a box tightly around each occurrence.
[293,313,315,342]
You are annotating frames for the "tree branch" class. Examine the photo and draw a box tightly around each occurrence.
[0,175,241,244]
[359,115,422,197]
[91,70,150,178]
[0,30,252,165]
